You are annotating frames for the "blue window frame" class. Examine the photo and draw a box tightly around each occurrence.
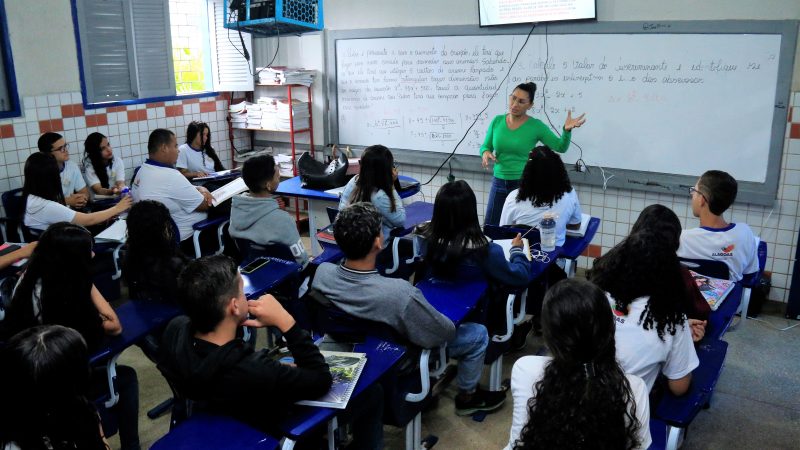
[0,0,21,119]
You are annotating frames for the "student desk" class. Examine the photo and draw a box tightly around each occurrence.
[394,201,433,236]
[90,300,183,407]
[151,413,280,450]
[561,216,600,277]
[312,241,344,266]
[417,277,489,326]
[701,283,743,344]
[242,257,303,300]
[275,175,420,255]
[277,337,407,450]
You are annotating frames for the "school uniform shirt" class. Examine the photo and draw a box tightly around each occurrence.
[82,155,125,190]
[24,194,76,231]
[505,355,651,450]
[338,175,406,247]
[177,143,216,174]
[499,188,582,247]
[678,223,759,282]
[608,294,699,392]
[60,160,86,197]
[131,160,207,241]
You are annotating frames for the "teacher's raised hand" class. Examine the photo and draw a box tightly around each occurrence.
[481,150,496,169]
[564,111,587,131]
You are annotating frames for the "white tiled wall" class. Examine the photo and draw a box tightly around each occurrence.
[395,92,800,304]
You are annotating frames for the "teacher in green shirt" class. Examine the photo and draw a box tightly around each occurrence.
[480,82,586,225]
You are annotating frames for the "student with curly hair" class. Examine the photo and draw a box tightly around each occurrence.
[0,325,111,450]
[506,279,650,450]
[589,230,699,395]
[499,146,583,248]
[630,204,709,342]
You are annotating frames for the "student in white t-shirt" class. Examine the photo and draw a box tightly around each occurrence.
[590,230,699,395]
[506,279,650,450]
[176,121,225,179]
[678,170,759,282]
[37,132,89,209]
[499,146,582,247]
[23,152,132,233]
[82,132,126,199]
[131,129,214,242]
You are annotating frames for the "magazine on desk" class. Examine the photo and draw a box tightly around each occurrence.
[284,351,367,409]
[688,269,735,311]
[316,223,336,244]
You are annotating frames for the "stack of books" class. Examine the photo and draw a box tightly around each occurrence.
[273,153,295,177]
[257,66,315,86]
[275,98,310,131]
[229,101,248,129]
[246,104,263,129]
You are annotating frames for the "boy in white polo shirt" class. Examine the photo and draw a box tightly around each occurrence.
[38,132,89,209]
[131,129,213,243]
[678,170,759,281]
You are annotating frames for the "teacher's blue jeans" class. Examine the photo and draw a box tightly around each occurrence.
[484,177,520,226]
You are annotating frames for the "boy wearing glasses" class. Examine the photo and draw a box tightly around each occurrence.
[37,132,89,209]
[678,170,759,281]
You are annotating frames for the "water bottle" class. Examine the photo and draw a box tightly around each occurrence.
[539,212,557,252]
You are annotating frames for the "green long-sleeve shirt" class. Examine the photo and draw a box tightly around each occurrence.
[480,114,571,180]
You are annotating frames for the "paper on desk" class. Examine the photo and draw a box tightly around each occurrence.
[96,219,127,242]
[211,177,248,206]
[565,213,591,237]
[493,238,532,261]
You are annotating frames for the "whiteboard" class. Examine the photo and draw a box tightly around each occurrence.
[335,33,783,183]
[325,22,798,204]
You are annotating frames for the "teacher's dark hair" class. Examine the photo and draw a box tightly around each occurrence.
[514,82,537,102]
[350,144,397,212]
[84,132,112,189]
[0,325,108,450]
[513,279,641,450]
[419,180,489,278]
[516,146,572,207]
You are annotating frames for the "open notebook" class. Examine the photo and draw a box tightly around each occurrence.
[565,213,591,238]
[96,219,127,242]
[492,238,532,261]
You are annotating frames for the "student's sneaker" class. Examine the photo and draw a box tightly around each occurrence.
[454,388,506,416]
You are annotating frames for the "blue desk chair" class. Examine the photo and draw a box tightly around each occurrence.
[190,215,230,258]
[561,216,600,278]
[234,238,296,265]
[151,414,280,450]
[648,418,668,450]
[736,240,768,327]
[654,339,729,450]
[0,188,25,242]
[306,289,444,450]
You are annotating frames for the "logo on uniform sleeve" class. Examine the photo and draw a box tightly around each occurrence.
[712,244,734,257]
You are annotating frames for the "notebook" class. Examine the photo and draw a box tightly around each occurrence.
[689,269,735,311]
[194,169,240,181]
[96,219,127,242]
[565,213,591,237]
[492,238,532,261]
[287,351,367,409]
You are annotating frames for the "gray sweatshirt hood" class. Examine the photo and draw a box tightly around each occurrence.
[230,193,280,232]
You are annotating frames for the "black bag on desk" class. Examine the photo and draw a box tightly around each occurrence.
[297,152,350,190]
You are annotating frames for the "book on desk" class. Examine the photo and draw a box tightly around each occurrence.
[565,213,591,238]
[210,177,248,207]
[280,350,367,409]
[689,269,735,311]
[492,238,532,261]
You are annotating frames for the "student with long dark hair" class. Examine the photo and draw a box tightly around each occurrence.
[0,223,141,450]
[499,146,583,248]
[0,325,110,450]
[418,180,529,284]
[589,230,699,396]
[506,279,650,450]
[123,200,188,303]
[339,144,405,246]
[176,121,225,179]
[230,155,309,267]
[23,152,132,232]
[83,132,126,197]
[630,204,709,341]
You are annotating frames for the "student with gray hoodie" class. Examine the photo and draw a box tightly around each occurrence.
[229,155,309,268]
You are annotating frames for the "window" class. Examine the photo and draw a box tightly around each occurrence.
[72,0,253,107]
[0,0,21,118]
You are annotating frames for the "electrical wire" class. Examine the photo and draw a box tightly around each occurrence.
[227,8,281,78]
[420,22,537,187]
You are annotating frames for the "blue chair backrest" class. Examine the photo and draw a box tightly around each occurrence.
[234,238,295,265]
[1,188,24,220]
[326,206,339,224]
[305,288,408,344]
[679,257,730,280]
